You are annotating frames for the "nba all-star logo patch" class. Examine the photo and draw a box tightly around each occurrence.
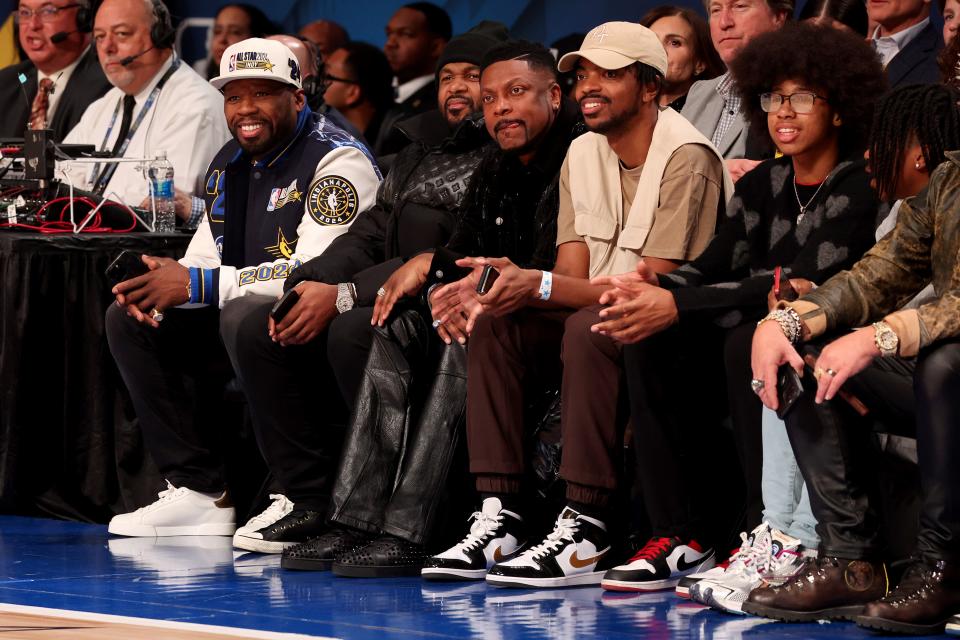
[307,175,358,226]
[229,51,275,72]
[267,179,302,212]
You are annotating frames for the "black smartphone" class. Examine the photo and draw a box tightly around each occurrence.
[476,265,500,295]
[776,364,804,420]
[270,289,300,322]
[105,250,149,286]
[773,266,798,302]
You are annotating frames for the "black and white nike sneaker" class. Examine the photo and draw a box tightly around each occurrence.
[422,497,526,581]
[486,506,614,588]
[233,494,293,551]
[602,536,715,592]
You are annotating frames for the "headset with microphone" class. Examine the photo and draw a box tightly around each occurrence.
[48,0,93,45]
[112,0,176,66]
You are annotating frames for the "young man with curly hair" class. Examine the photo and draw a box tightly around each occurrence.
[589,21,887,594]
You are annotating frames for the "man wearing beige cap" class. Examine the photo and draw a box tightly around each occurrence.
[106,37,380,543]
[421,23,730,590]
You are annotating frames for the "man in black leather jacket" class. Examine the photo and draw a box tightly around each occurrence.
[279,40,584,578]
[219,23,506,555]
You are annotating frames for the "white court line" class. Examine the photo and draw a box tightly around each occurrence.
[0,602,339,639]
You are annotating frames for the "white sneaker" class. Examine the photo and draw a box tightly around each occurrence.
[699,526,807,615]
[689,522,770,605]
[422,497,526,581]
[676,564,726,598]
[232,494,293,550]
[108,481,236,537]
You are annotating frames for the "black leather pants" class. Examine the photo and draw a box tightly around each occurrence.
[786,340,960,562]
[328,307,467,545]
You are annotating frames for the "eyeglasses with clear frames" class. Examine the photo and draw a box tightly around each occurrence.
[760,91,828,114]
[17,3,81,22]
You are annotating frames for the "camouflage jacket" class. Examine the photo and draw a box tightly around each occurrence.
[791,151,960,357]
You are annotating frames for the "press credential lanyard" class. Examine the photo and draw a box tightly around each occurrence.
[92,58,181,195]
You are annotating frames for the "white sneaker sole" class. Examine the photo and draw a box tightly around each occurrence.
[486,571,604,588]
[232,533,297,554]
[107,522,236,537]
[601,576,682,591]
[421,567,488,580]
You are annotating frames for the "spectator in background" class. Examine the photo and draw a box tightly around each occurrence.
[299,19,349,60]
[194,4,274,80]
[0,0,111,141]
[941,34,960,85]
[551,32,586,97]
[322,42,395,150]
[868,0,943,87]
[640,6,725,111]
[943,0,959,43]
[375,2,451,159]
[798,0,868,35]
[681,0,793,182]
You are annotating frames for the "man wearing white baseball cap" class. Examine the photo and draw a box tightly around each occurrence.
[106,37,381,543]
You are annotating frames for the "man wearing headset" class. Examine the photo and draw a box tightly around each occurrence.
[61,0,230,227]
[0,0,111,141]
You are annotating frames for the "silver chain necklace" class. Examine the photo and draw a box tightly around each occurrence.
[793,176,828,224]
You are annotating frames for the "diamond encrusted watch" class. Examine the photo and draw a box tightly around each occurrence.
[872,320,899,357]
[336,282,357,314]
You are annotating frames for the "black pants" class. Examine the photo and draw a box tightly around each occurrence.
[623,321,728,541]
[105,303,232,493]
[786,340,960,562]
[220,296,364,512]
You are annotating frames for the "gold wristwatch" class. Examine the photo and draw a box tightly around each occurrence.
[872,320,899,357]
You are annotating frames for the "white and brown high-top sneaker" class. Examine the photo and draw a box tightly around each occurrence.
[486,506,614,588]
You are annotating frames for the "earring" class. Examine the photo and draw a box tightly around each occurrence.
[915,161,922,170]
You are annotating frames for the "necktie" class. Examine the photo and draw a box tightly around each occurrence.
[29,78,54,130]
[111,95,137,157]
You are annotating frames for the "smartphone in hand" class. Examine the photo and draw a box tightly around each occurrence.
[105,250,150,286]
[476,265,500,295]
[270,289,300,322]
[773,266,798,302]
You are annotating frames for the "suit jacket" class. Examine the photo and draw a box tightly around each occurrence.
[681,75,777,161]
[373,79,438,163]
[681,75,746,160]
[0,47,112,142]
[885,21,943,88]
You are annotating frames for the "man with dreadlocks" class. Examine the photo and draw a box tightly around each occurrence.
[751,83,960,634]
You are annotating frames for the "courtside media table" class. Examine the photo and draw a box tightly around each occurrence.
[0,232,191,522]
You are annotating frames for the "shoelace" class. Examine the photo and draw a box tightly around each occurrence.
[630,537,674,563]
[522,517,579,561]
[457,510,504,551]
[724,528,771,577]
[248,494,292,527]
[141,481,187,512]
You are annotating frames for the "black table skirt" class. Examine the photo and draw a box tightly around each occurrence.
[0,232,192,522]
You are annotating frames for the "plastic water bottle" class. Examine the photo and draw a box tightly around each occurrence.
[147,151,176,233]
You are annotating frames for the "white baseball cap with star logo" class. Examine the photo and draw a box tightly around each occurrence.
[210,37,303,91]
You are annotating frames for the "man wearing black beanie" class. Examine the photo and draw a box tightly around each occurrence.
[221,22,508,562]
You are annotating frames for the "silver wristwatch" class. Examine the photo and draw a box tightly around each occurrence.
[872,320,899,357]
[336,282,357,314]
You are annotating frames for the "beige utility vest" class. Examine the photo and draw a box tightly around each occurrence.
[568,107,734,278]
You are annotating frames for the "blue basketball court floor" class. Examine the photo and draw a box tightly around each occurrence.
[0,514,947,639]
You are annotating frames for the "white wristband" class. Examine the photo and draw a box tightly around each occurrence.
[538,270,553,301]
